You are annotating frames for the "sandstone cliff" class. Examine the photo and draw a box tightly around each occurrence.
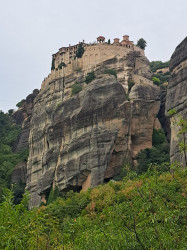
[10,90,39,188]
[26,51,160,208]
[12,89,39,152]
[166,37,187,165]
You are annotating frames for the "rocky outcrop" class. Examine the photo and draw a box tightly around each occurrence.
[166,37,187,165]
[158,90,171,142]
[26,51,160,208]
[11,162,27,184]
[12,89,39,151]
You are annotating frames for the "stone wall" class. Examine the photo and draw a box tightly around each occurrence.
[42,43,144,90]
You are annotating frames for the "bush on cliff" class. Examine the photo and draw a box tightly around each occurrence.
[85,71,95,84]
[16,99,25,108]
[104,68,117,78]
[152,76,161,86]
[58,62,66,69]
[128,79,135,92]
[71,83,82,96]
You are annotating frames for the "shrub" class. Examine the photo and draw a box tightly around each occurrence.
[71,83,82,96]
[85,71,95,84]
[152,76,161,86]
[104,69,117,78]
[8,109,14,116]
[16,99,25,108]
[75,67,82,73]
[152,72,170,85]
[128,79,135,92]
[47,186,61,205]
[51,57,55,70]
[58,62,66,69]
[125,92,130,101]
[152,129,166,146]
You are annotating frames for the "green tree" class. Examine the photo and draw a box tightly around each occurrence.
[136,38,147,50]
[76,42,85,58]
[152,76,161,86]
[0,111,28,202]
[51,57,55,70]
[8,109,14,116]
[137,129,170,173]
[150,61,170,72]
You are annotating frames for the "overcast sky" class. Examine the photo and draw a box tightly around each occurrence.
[0,0,186,112]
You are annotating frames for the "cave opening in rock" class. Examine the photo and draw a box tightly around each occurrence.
[61,185,82,194]
[104,177,112,183]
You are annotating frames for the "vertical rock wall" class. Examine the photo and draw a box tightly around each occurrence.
[166,37,187,165]
[26,52,160,208]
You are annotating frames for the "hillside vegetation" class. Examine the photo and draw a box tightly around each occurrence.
[0,111,28,202]
[0,166,186,249]
[150,61,169,73]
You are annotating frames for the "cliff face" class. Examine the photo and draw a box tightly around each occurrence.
[10,90,39,187]
[27,51,160,208]
[12,89,39,151]
[166,37,187,165]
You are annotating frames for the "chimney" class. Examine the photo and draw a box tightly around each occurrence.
[123,35,129,41]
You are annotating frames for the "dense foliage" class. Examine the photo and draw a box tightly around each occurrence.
[85,71,95,84]
[76,42,85,58]
[153,71,170,87]
[0,111,28,202]
[152,76,161,86]
[0,166,186,249]
[150,61,170,89]
[136,38,147,50]
[137,129,170,174]
[150,61,169,73]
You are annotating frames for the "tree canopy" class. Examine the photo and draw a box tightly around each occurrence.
[76,42,85,58]
[137,38,147,50]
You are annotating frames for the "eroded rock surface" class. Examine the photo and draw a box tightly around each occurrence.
[27,52,160,208]
[11,162,27,184]
[166,37,187,165]
[12,89,39,151]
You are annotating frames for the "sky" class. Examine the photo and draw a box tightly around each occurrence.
[0,0,186,112]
